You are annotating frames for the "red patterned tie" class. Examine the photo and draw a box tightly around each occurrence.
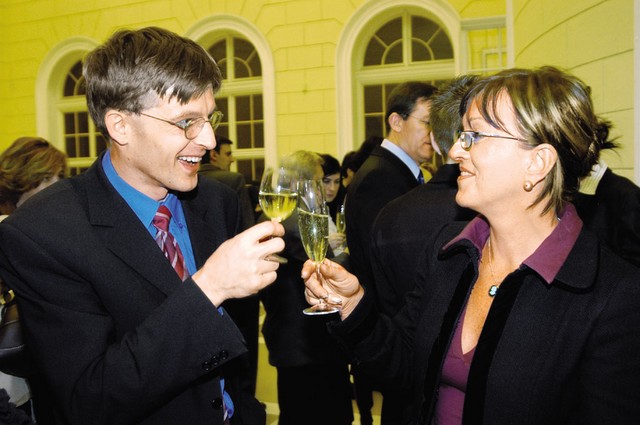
[152,205,188,280]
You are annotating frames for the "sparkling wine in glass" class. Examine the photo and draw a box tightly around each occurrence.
[334,204,346,251]
[298,179,339,315]
[259,166,298,263]
[335,204,346,233]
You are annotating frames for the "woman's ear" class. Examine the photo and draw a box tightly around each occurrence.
[104,110,129,146]
[526,143,557,187]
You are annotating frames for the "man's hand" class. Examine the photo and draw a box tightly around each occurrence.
[192,220,285,306]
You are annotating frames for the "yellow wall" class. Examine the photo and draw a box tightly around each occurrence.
[0,0,635,177]
[513,0,634,179]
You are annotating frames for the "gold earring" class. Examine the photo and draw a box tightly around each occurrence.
[523,181,534,192]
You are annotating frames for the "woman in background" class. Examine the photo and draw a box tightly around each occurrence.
[0,137,66,217]
[320,154,346,256]
[0,136,66,424]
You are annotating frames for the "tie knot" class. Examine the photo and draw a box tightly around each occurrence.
[153,205,172,232]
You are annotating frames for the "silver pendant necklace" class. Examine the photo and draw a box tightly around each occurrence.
[486,237,500,297]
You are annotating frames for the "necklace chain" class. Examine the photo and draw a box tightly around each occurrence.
[486,237,500,297]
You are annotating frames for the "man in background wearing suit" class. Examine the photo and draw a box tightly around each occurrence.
[345,81,437,293]
[0,27,283,425]
[344,81,437,425]
[371,75,479,319]
[199,136,255,231]
[199,135,259,396]
[574,155,640,268]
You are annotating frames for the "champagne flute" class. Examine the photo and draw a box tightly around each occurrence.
[334,204,346,252]
[259,166,298,263]
[335,205,346,234]
[297,179,339,315]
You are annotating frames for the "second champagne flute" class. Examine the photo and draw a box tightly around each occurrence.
[259,166,298,263]
[297,179,339,315]
[335,204,346,250]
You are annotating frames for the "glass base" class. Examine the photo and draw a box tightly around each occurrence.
[266,253,288,264]
[302,303,340,316]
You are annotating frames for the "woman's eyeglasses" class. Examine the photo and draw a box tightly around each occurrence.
[457,130,526,151]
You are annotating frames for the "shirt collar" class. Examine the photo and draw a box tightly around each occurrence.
[579,159,607,195]
[443,203,583,285]
[381,139,422,181]
[102,149,179,228]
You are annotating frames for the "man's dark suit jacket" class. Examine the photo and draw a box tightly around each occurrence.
[199,163,260,396]
[0,157,265,425]
[371,164,476,316]
[345,145,419,291]
[199,164,255,231]
[574,167,640,267]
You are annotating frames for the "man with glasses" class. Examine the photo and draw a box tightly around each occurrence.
[0,27,282,425]
[371,75,479,320]
[344,81,437,425]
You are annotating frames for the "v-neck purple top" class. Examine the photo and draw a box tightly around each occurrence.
[433,204,582,425]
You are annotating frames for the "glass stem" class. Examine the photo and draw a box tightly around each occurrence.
[315,263,326,306]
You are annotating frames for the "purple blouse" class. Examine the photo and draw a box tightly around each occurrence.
[434,303,474,425]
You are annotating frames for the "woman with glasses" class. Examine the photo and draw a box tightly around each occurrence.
[301,66,640,424]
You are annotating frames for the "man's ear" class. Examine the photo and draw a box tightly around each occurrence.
[526,143,557,187]
[388,112,405,133]
[104,110,129,146]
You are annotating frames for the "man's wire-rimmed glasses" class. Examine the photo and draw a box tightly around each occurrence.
[407,115,431,131]
[457,130,526,151]
[140,110,224,140]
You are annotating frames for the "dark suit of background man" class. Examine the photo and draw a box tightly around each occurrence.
[344,81,437,425]
[0,27,285,425]
[371,75,479,321]
[199,135,259,397]
[574,157,640,267]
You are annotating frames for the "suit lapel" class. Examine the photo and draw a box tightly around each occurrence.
[74,159,182,295]
[180,192,221,269]
[373,146,420,188]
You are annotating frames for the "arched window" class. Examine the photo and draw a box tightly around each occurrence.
[337,1,508,162]
[358,12,454,141]
[206,34,265,183]
[61,60,106,175]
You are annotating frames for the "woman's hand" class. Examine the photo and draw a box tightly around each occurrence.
[301,259,364,319]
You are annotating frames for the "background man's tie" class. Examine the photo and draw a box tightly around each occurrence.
[152,205,188,280]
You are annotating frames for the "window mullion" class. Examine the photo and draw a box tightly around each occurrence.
[403,12,412,66]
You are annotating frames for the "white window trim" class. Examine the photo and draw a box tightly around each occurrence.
[35,37,98,152]
[186,14,276,168]
[335,0,461,158]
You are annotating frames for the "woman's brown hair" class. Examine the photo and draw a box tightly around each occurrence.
[0,137,67,214]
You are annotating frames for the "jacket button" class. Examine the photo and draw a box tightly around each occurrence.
[211,355,220,366]
[202,359,212,371]
[212,397,223,410]
[219,350,228,360]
